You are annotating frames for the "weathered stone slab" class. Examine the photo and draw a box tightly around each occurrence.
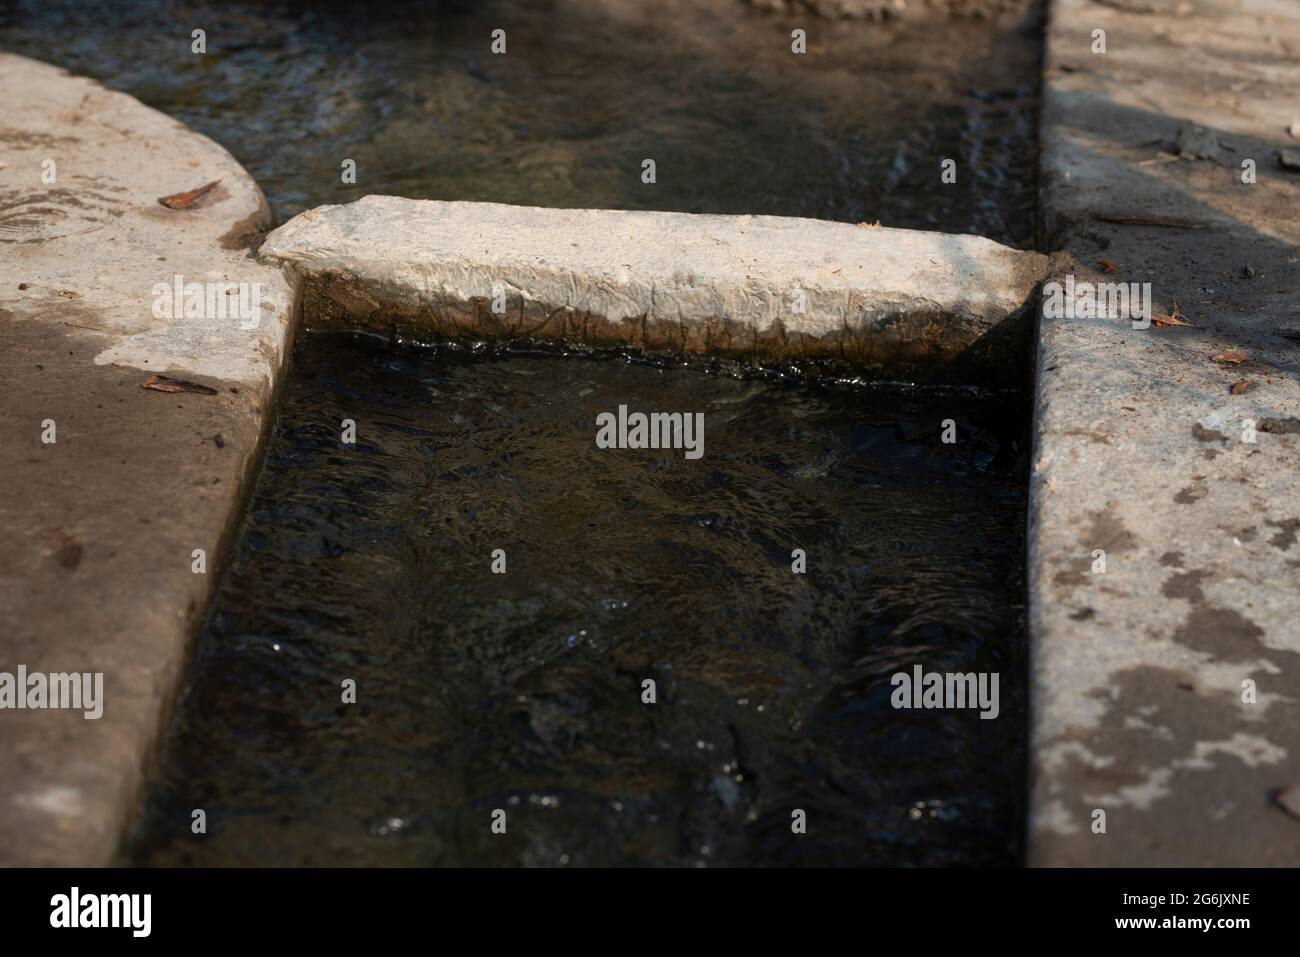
[0,53,299,865]
[262,196,1046,382]
[1029,0,1300,865]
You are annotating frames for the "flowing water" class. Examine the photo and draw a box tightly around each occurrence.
[134,335,1030,866]
[2,0,1040,240]
[2,0,1041,865]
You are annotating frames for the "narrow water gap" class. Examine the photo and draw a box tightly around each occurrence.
[6,0,1044,866]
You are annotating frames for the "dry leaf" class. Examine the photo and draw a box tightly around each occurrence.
[1152,302,1191,327]
[1098,258,1119,273]
[159,180,220,210]
[142,373,218,395]
[1230,379,1253,395]
[1212,350,1248,364]
[1154,299,1190,328]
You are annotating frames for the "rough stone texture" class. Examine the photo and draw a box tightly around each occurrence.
[0,53,299,865]
[1029,0,1300,864]
[262,196,1047,383]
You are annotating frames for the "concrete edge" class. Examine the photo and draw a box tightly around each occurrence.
[1027,0,1300,865]
[0,52,302,865]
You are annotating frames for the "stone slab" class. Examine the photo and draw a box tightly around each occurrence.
[0,53,299,866]
[262,195,1047,383]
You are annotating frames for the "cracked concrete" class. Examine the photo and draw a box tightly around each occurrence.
[1028,0,1300,864]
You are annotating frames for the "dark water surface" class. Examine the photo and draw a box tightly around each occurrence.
[134,334,1028,866]
[1,0,1040,864]
[2,0,1040,244]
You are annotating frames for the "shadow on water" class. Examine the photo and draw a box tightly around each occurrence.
[0,0,1041,864]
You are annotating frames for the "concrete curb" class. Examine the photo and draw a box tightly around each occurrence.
[0,53,300,865]
[262,196,1047,383]
[1028,0,1300,864]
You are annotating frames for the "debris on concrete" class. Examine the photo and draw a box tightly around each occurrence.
[1174,124,1236,165]
[159,179,222,210]
[1175,123,1232,164]
[1151,302,1190,327]
[1258,417,1300,435]
[141,373,219,395]
[1212,350,1248,365]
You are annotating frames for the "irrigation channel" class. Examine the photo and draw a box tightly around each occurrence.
[6,0,1043,865]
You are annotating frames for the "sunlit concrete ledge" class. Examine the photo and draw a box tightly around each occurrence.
[0,53,300,865]
[262,196,1048,384]
[1027,0,1300,866]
